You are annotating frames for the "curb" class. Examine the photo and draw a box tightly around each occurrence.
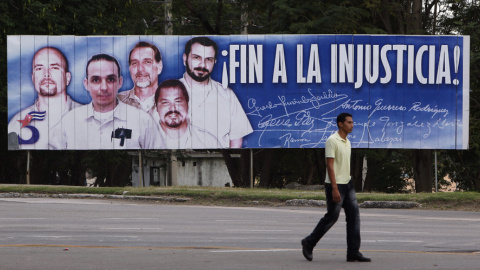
[360,201,420,209]
[0,193,420,208]
[0,192,190,202]
[286,199,326,207]
[285,199,420,209]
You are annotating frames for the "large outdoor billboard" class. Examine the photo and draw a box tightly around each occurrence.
[7,35,469,150]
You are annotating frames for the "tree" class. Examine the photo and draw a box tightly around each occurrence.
[366,0,441,193]
[435,0,480,191]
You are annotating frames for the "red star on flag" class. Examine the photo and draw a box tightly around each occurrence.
[18,114,33,128]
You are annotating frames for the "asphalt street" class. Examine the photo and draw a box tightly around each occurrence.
[0,197,479,270]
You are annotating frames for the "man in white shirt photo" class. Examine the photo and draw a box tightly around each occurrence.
[154,79,219,149]
[8,46,81,149]
[50,54,164,150]
[180,37,253,148]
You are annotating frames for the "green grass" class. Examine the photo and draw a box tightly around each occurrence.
[0,184,324,201]
[1,184,479,210]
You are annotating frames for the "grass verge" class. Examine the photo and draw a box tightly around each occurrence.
[0,184,479,211]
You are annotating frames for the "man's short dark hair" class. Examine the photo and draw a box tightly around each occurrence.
[86,54,121,77]
[33,47,69,73]
[184,37,218,59]
[129,41,162,65]
[337,112,352,127]
[155,79,189,106]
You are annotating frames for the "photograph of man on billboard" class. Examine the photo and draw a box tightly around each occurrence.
[119,41,163,115]
[8,47,81,149]
[49,54,164,150]
[153,79,220,149]
[179,37,253,148]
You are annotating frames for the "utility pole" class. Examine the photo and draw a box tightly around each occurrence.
[165,0,173,35]
[241,2,248,35]
[165,0,176,187]
[241,2,253,187]
[433,0,438,35]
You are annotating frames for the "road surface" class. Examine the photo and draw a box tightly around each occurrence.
[0,197,478,269]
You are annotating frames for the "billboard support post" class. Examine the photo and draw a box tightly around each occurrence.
[435,150,438,193]
[139,150,143,187]
[26,150,30,185]
[250,149,253,188]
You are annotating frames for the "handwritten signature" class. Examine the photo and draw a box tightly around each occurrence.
[245,88,460,148]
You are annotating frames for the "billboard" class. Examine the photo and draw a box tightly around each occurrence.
[7,35,469,150]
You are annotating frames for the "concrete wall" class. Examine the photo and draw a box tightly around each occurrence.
[176,158,232,187]
[131,153,233,187]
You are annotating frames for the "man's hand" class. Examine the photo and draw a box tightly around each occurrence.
[331,187,341,203]
[326,157,341,203]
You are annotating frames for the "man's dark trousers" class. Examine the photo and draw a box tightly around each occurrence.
[304,180,361,256]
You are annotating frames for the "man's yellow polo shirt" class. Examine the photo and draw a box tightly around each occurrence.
[325,131,351,184]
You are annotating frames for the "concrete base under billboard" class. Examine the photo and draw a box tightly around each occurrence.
[130,152,236,187]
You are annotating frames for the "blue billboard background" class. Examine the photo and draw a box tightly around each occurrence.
[8,35,469,150]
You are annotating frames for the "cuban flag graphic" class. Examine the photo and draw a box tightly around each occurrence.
[18,111,46,128]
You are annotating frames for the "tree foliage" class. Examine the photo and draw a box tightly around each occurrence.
[436,0,480,190]
[362,149,409,193]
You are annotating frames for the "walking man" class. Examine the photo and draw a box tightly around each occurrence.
[301,113,371,262]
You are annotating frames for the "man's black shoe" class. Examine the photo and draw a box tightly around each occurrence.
[301,239,313,261]
[347,253,371,262]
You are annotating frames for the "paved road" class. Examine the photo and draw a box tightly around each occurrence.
[0,197,479,269]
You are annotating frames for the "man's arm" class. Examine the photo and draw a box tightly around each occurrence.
[326,157,341,203]
[229,137,243,148]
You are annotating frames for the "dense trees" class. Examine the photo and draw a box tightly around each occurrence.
[1,0,478,191]
[437,0,480,191]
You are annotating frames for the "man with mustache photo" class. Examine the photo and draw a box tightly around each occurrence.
[8,46,81,149]
[179,37,252,148]
[154,79,219,149]
[118,41,163,114]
